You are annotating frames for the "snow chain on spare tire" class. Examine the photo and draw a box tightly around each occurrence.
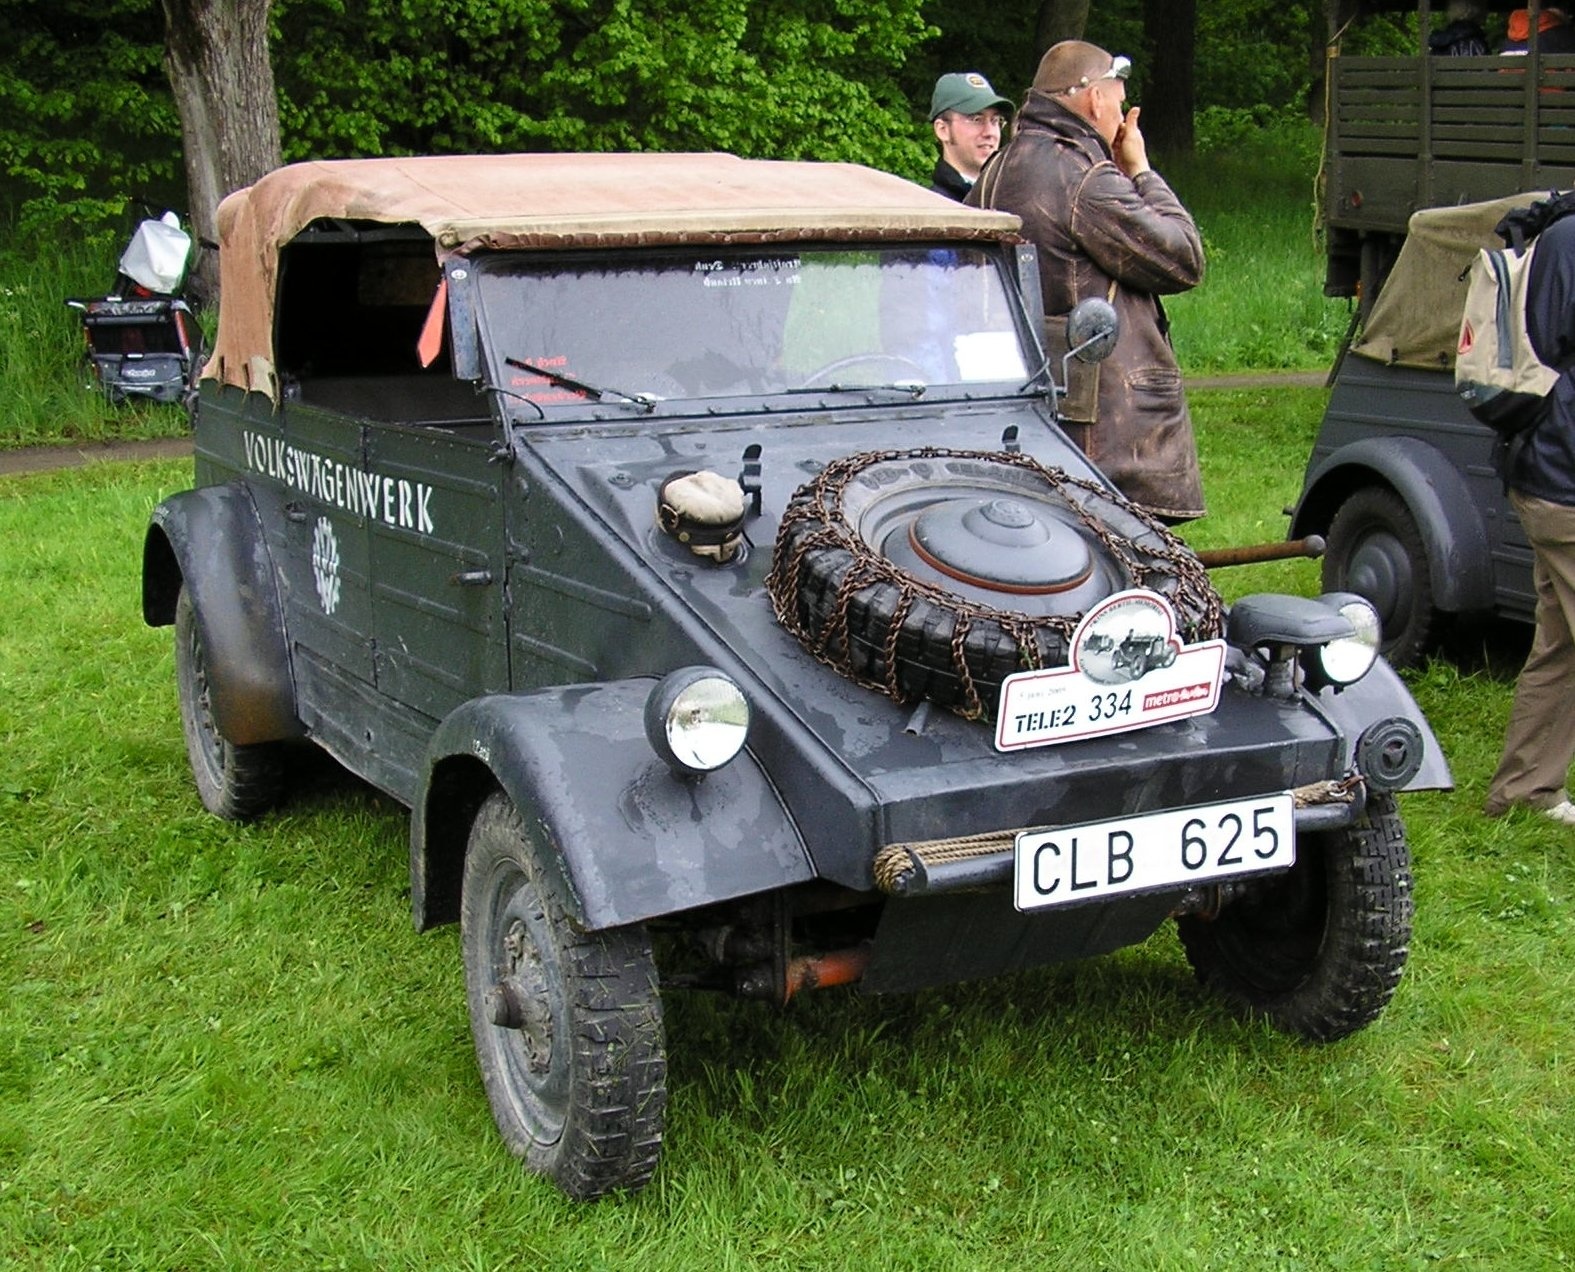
[765,448,1224,722]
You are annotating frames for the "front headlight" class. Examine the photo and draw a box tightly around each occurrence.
[644,667,750,777]
[1310,592,1381,686]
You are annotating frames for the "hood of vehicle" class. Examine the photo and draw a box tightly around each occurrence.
[514,400,1342,876]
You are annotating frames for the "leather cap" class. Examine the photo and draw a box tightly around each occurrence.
[1033,41,1118,96]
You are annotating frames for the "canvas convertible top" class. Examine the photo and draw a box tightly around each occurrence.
[205,152,1023,394]
[1352,190,1549,372]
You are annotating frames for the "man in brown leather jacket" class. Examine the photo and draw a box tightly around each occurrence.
[968,40,1205,522]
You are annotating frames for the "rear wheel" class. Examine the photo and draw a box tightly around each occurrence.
[1322,486,1437,667]
[1176,792,1412,1042]
[174,586,284,820]
[461,791,666,1200]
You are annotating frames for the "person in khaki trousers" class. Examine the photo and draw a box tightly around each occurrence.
[1484,212,1575,825]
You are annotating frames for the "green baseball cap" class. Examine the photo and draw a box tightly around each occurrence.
[929,72,1014,121]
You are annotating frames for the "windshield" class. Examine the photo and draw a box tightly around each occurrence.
[473,245,1031,410]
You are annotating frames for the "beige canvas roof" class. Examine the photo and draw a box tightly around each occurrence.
[205,152,1023,394]
[1352,191,1551,371]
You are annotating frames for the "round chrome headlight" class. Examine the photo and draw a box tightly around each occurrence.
[1312,592,1381,686]
[644,667,750,777]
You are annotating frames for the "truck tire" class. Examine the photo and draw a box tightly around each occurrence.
[1176,792,1412,1043]
[461,791,667,1200]
[1323,486,1437,667]
[174,586,285,820]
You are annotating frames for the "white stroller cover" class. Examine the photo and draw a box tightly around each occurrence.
[119,210,192,295]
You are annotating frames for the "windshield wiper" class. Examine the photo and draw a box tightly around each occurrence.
[504,356,656,413]
[782,381,928,399]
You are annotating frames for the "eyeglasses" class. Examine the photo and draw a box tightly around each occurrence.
[950,111,1006,128]
[1048,55,1131,96]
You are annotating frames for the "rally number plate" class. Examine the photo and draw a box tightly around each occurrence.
[1013,792,1296,912]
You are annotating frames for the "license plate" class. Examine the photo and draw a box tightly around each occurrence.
[1013,792,1296,912]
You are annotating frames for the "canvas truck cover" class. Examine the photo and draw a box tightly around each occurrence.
[204,152,1024,397]
[1352,191,1551,372]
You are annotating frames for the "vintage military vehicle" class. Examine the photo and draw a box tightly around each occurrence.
[1295,193,1539,666]
[144,154,1448,1200]
[1323,0,1575,316]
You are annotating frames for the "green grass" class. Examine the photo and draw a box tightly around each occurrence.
[0,239,191,450]
[4,391,1574,1266]
[1167,121,1351,374]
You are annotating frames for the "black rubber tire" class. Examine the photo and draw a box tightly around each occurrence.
[1322,486,1437,668]
[174,586,285,821]
[460,792,667,1200]
[1176,791,1413,1043]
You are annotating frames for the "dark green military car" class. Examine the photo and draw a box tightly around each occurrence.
[144,153,1449,1200]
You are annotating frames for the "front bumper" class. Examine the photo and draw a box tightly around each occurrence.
[874,775,1366,897]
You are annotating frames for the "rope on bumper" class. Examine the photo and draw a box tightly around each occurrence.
[1293,774,1364,806]
[873,830,1018,894]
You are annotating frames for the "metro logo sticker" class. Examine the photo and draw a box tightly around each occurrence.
[995,589,1226,751]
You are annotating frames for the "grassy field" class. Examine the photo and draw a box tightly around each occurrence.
[3,385,1572,1268]
[0,239,193,451]
[1165,132,1349,374]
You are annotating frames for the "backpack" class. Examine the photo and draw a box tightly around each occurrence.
[1455,190,1575,436]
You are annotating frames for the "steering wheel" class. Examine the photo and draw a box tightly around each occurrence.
[797,353,928,389]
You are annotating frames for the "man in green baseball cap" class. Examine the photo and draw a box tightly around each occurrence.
[927,72,1013,201]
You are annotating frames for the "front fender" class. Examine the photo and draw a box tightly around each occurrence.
[411,679,814,932]
[143,483,302,745]
[1312,658,1454,792]
[1291,435,1494,615]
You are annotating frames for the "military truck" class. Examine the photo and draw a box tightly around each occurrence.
[1324,0,1575,314]
[1304,2,1575,661]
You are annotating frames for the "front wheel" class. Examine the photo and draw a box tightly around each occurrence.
[1176,791,1413,1042]
[1322,486,1437,667]
[461,792,667,1200]
[174,586,284,820]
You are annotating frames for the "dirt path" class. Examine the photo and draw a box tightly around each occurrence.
[0,373,1330,478]
[0,436,195,477]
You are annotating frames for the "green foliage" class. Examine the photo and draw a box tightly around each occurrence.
[272,0,936,177]
[0,0,182,236]
[2,0,938,225]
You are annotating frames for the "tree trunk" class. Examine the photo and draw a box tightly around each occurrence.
[1036,0,1091,60]
[1141,0,1196,159]
[161,0,281,304]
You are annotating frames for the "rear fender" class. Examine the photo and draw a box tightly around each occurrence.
[1291,436,1493,614]
[410,679,813,932]
[143,483,302,745]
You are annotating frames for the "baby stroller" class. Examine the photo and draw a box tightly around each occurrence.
[66,208,200,406]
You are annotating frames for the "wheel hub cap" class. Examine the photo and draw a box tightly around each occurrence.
[900,498,1095,594]
[488,919,553,1073]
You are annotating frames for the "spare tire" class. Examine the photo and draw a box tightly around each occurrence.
[766,449,1223,721]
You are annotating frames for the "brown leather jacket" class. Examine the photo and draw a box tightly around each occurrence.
[968,89,1205,521]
